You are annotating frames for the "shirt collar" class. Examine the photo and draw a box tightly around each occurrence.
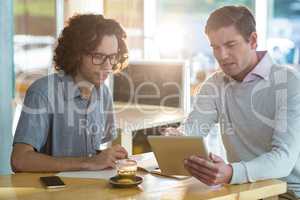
[242,51,273,83]
[57,72,81,100]
[59,72,103,101]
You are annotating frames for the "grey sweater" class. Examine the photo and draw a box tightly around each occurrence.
[184,52,300,196]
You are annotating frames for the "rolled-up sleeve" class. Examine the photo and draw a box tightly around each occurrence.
[13,90,50,151]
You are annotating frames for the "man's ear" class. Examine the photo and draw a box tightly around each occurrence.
[249,32,258,49]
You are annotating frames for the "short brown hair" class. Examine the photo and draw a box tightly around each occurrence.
[53,14,128,76]
[205,6,256,41]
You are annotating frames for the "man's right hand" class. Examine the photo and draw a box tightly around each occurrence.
[160,127,184,136]
[86,144,128,170]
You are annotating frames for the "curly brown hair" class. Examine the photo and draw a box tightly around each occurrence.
[53,14,128,76]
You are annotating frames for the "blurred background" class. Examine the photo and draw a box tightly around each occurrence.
[3,0,300,163]
[13,0,300,102]
[10,0,300,155]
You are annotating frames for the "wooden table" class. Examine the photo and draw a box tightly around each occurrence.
[0,172,286,200]
[114,102,185,155]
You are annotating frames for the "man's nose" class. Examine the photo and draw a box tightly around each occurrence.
[101,58,113,70]
[218,47,229,60]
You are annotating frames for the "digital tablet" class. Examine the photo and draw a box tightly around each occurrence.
[147,136,208,176]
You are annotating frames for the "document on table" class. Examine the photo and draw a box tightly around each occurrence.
[56,169,117,180]
[130,152,159,172]
[56,152,159,180]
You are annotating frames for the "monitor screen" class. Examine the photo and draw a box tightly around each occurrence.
[113,61,186,107]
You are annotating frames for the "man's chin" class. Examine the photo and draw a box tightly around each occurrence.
[223,71,240,78]
[94,79,106,88]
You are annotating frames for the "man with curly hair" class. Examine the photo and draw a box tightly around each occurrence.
[11,14,129,172]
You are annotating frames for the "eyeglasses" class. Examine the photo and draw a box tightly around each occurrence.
[89,52,119,66]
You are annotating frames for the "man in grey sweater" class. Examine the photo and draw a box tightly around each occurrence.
[165,6,300,199]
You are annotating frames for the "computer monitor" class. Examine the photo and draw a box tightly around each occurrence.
[113,60,190,111]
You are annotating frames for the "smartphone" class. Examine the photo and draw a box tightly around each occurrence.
[40,176,66,189]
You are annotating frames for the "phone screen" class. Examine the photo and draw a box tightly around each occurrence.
[40,176,66,189]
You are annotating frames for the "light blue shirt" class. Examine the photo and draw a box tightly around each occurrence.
[184,52,300,196]
[13,72,117,157]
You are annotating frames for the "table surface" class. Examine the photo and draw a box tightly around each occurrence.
[0,153,287,200]
[0,173,287,200]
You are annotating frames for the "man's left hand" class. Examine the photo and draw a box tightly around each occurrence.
[184,153,233,186]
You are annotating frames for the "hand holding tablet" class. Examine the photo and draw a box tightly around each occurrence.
[148,136,208,176]
[184,153,233,186]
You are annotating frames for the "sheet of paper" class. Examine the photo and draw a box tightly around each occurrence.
[56,169,117,180]
[56,153,159,180]
[129,152,159,172]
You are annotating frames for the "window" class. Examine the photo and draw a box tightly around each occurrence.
[104,0,144,59]
[14,0,56,102]
[155,0,254,95]
[267,0,300,64]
